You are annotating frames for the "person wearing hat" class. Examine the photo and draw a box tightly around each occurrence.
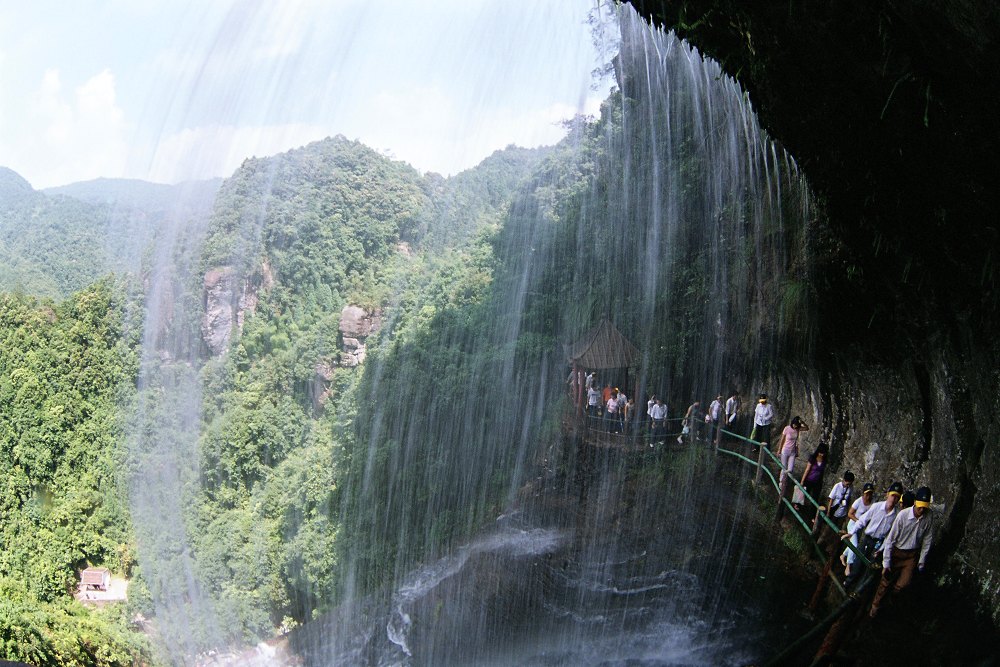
[870,486,935,617]
[841,482,876,575]
[843,481,903,585]
[826,471,856,530]
[750,393,774,447]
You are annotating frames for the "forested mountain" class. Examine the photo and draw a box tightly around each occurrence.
[144,136,549,649]
[0,135,552,661]
[44,177,221,216]
[0,170,219,300]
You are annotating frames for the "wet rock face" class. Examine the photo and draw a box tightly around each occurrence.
[338,305,382,367]
[626,0,1000,623]
[767,340,1000,622]
[201,265,267,355]
[202,268,237,356]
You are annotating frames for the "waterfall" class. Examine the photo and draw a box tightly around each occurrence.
[123,4,813,665]
[296,6,814,666]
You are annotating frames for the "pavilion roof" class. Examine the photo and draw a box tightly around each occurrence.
[565,319,639,369]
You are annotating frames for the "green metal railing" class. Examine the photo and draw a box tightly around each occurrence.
[580,413,701,439]
[709,424,883,665]
[712,424,874,575]
[574,410,881,663]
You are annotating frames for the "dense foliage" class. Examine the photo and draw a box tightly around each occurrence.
[0,280,150,664]
[0,169,217,301]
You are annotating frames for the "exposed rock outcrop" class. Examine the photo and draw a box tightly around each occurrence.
[201,263,273,356]
[338,305,382,367]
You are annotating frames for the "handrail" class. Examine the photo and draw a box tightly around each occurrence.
[572,410,880,663]
[574,412,872,570]
[714,425,874,571]
[713,443,848,597]
[580,415,688,441]
[763,569,878,667]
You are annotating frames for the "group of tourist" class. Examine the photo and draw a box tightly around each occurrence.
[757,402,936,617]
[816,470,935,618]
[761,405,936,619]
[570,371,937,619]
[570,369,750,444]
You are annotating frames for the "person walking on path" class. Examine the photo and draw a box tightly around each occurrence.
[650,397,668,442]
[605,389,622,433]
[679,401,701,443]
[775,416,809,490]
[623,397,636,435]
[826,471,856,530]
[708,394,723,444]
[587,383,602,419]
[870,486,935,617]
[841,482,876,576]
[725,391,740,426]
[842,481,903,585]
[796,447,828,518]
[750,393,775,448]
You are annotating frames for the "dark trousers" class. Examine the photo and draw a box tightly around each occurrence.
[751,423,772,446]
[606,413,620,433]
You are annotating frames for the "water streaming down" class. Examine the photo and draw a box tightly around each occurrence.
[121,5,816,665]
[126,192,225,660]
[293,8,814,666]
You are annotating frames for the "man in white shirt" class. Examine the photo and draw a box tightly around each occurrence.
[649,397,668,440]
[725,392,740,425]
[827,471,856,529]
[708,394,723,444]
[870,486,935,617]
[587,385,601,418]
[750,393,774,447]
[843,481,902,584]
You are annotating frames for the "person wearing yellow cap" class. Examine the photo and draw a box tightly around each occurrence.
[869,486,935,617]
[842,481,902,584]
[750,393,774,447]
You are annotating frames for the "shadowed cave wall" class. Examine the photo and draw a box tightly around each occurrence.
[627,0,1000,620]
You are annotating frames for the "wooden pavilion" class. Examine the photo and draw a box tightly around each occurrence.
[565,319,640,412]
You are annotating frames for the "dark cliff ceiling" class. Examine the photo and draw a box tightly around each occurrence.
[626,1,1000,335]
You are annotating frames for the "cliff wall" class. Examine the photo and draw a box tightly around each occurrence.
[627,0,1000,619]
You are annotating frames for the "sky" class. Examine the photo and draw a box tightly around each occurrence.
[0,0,613,190]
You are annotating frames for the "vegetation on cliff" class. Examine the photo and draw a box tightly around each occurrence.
[0,280,149,664]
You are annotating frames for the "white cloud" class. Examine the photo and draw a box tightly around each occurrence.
[145,122,331,183]
[6,68,130,188]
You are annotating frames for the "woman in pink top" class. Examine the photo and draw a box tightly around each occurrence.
[775,416,809,488]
